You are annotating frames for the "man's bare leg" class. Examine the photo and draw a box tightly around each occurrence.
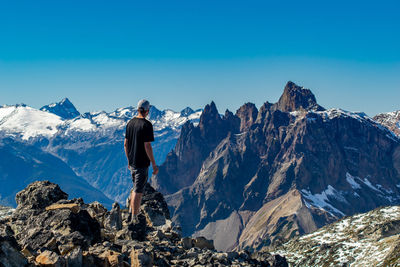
[130,191,143,222]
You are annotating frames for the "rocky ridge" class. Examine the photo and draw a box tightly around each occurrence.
[373,110,400,137]
[0,137,114,208]
[153,81,400,252]
[0,180,287,266]
[273,205,400,266]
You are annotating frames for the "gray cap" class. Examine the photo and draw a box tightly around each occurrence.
[137,99,151,111]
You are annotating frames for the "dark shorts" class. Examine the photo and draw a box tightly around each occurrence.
[129,166,148,193]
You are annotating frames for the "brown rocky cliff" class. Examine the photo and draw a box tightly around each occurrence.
[236,102,258,132]
[274,81,325,112]
[151,101,240,195]
[161,81,400,252]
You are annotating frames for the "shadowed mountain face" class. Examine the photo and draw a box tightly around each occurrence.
[151,102,240,194]
[152,81,400,251]
[40,98,80,119]
[0,138,113,208]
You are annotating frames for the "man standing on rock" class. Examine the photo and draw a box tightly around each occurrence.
[124,99,159,223]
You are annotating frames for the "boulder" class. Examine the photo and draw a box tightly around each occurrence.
[193,236,214,250]
[15,181,68,210]
[140,184,170,227]
[10,201,101,251]
[181,237,193,249]
[65,246,83,267]
[104,202,122,231]
[130,248,153,267]
[86,201,108,228]
[0,234,28,267]
[45,203,80,214]
[36,250,65,267]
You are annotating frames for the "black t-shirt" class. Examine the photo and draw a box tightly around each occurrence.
[125,117,155,168]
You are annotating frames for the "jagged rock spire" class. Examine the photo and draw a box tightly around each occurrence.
[236,102,258,132]
[275,81,325,112]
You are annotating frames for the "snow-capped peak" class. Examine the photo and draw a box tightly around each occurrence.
[0,101,202,141]
[180,107,195,116]
[0,105,64,140]
[40,98,80,120]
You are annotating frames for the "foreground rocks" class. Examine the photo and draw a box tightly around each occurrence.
[0,181,287,266]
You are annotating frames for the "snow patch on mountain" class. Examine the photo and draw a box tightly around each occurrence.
[345,172,361,190]
[275,206,400,266]
[301,186,345,217]
[0,105,63,140]
[0,103,202,141]
[0,101,203,205]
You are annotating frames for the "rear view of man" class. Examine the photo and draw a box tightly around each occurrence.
[124,99,159,223]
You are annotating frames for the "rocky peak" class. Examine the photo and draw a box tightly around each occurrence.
[223,109,241,134]
[199,101,229,143]
[180,107,195,116]
[275,81,325,112]
[151,101,242,195]
[199,101,221,133]
[256,101,274,124]
[15,180,68,211]
[236,102,258,131]
[373,110,400,137]
[161,81,400,254]
[147,106,163,120]
[40,98,80,120]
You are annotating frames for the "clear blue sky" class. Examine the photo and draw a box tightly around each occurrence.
[0,0,399,116]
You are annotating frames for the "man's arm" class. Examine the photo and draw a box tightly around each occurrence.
[124,138,129,166]
[144,142,159,175]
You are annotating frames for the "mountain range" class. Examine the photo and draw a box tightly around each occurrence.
[0,99,201,207]
[152,81,400,251]
[2,82,400,254]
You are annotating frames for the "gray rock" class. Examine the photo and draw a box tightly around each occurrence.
[0,239,28,267]
[15,180,68,210]
[10,192,101,252]
[104,202,122,230]
[65,246,83,267]
[193,236,214,250]
[130,248,153,267]
[36,250,65,267]
[85,201,107,227]
[181,237,193,249]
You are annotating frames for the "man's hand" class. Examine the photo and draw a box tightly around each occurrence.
[152,165,159,175]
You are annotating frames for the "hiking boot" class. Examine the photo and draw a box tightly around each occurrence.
[130,214,138,224]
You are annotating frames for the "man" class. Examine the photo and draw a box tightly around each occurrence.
[124,99,159,223]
